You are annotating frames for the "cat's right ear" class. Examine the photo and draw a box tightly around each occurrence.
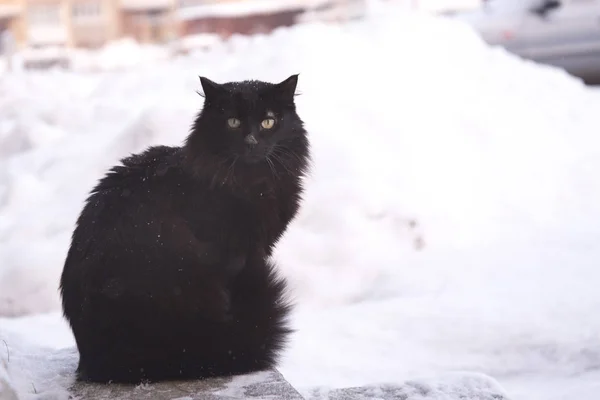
[199,76,222,99]
[275,74,299,101]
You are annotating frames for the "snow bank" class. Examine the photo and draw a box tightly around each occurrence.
[307,372,508,399]
[1,2,600,399]
[0,326,75,400]
[70,38,173,71]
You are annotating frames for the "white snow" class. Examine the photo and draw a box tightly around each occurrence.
[69,38,173,71]
[307,372,509,399]
[26,26,70,46]
[0,352,19,400]
[0,325,75,400]
[175,33,223,53]
[1,2,600,399]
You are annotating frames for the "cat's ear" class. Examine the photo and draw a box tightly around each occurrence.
[199,76,222,99]
[275,74,299,101]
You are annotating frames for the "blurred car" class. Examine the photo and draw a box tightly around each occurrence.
[296,0,367,24]
[20,45,70,70]
[450,0,600,84]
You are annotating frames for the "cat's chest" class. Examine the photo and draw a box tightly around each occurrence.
[249,186,280,222]
[238,184,283,233]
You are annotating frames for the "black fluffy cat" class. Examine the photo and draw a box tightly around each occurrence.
[59,75,310,383]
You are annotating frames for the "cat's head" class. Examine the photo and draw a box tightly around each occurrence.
[186,75,307,167]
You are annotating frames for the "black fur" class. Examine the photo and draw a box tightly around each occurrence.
[59,75,310,383]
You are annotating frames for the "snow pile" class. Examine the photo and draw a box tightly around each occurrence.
[0,325,75,400]
[70,38,173,71]
[307,372,508,400]
[175,33,223,54]
[1,2,600,399]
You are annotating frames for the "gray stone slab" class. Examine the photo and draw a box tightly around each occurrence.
[69,369,303,400]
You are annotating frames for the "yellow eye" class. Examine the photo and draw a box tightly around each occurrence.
[261,118,275,129]
[227,118,241,128]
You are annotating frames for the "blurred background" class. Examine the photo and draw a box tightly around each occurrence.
[1,1,600,400]
[2,0,599,83]
[0,0,470,68]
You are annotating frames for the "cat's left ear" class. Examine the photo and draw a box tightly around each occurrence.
[275,74,299,101]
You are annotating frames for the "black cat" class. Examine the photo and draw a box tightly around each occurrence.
[59,75,310,383]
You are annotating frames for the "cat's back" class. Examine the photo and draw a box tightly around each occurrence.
[68,146,192,251]
[93,145,184,201]
[92,145,184,207]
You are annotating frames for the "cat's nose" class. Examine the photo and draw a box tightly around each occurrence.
[244,134,258,146]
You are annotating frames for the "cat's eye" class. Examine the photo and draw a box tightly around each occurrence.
[261,118,275,129]
[227,118,241,129]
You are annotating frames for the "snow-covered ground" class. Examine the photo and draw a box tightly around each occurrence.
[2,2,600,399]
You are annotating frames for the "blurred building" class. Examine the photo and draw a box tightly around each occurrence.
[0,0,172,50]
[0,0,364,55]
[0,0,23,50]
[119,0,176,44]
[177,0,314,39]
[296,0,365,24]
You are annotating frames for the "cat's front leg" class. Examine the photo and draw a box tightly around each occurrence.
[219,252,248,322]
